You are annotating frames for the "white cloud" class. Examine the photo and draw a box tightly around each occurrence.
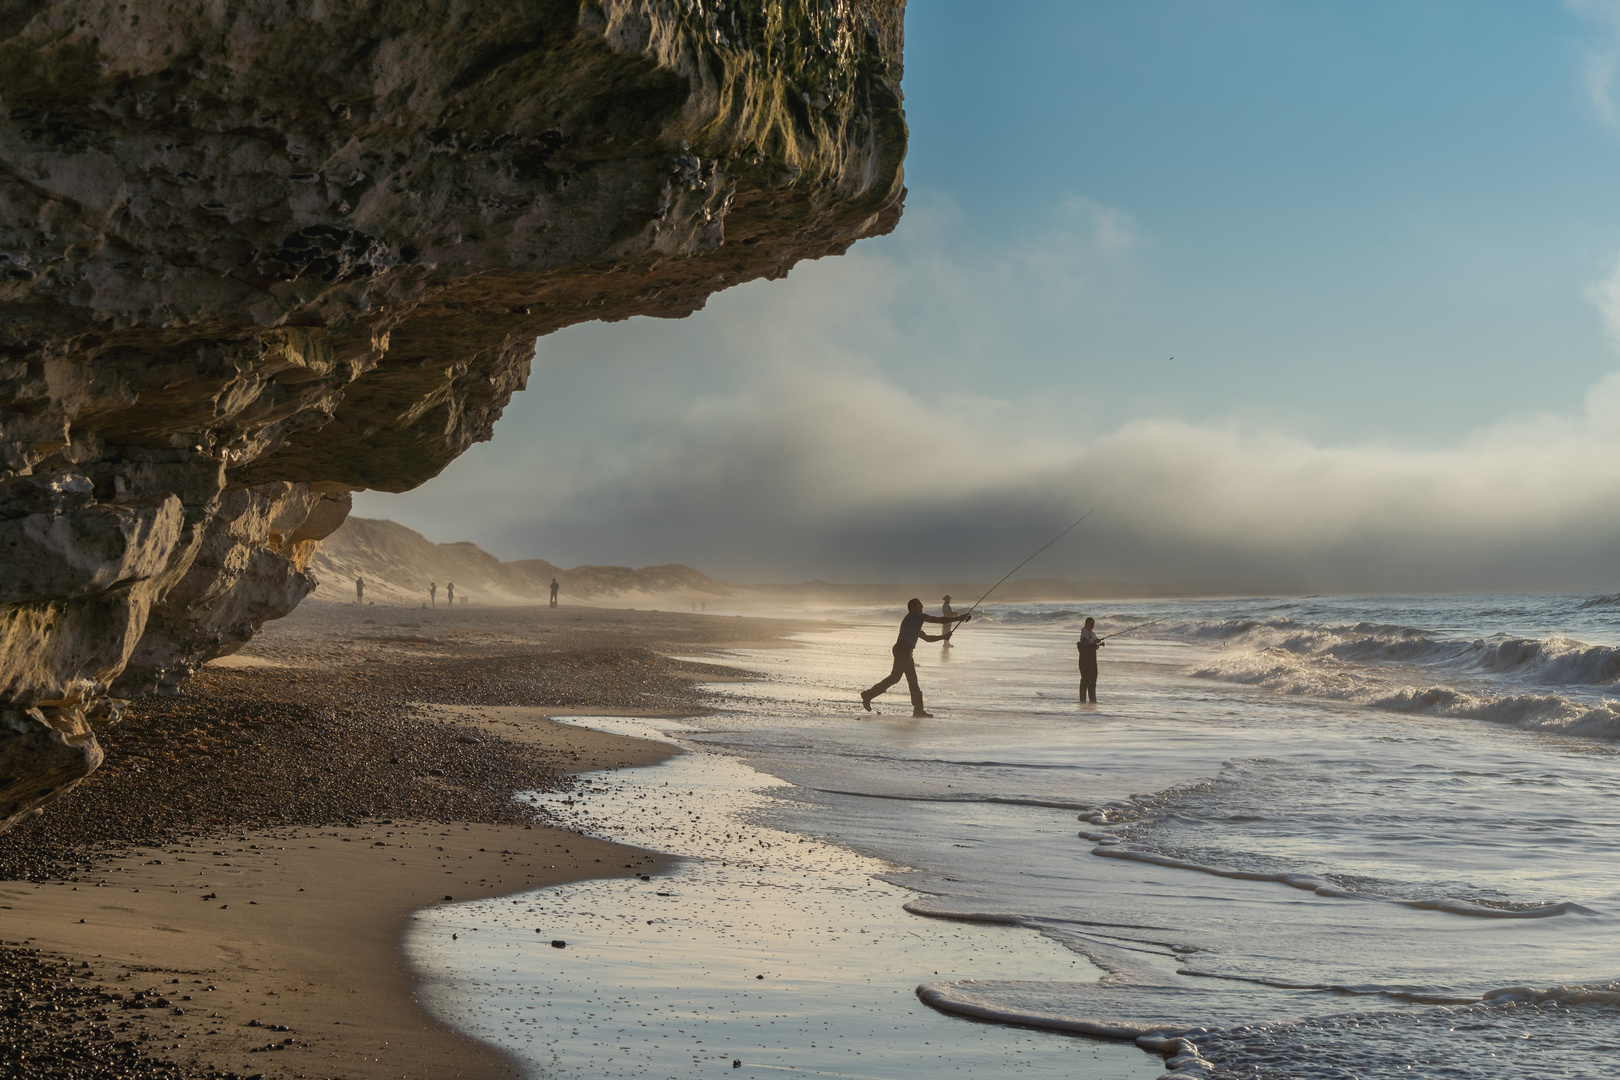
[1585,251,1620,347]
[1570,0,1620,129]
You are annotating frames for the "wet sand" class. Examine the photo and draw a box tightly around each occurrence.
[0,602,808,1079]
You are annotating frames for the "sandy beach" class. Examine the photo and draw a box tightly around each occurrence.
[0,602,805,1080]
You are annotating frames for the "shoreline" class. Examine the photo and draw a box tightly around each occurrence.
[0,604,803,1079]
[1,711,681,1080]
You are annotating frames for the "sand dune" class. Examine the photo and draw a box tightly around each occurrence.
[310,517,732,607]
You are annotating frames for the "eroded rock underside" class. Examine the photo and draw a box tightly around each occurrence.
[0,0,907,829]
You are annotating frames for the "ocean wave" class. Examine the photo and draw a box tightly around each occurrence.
[1176,616,1620,687]
[917,975,1620,1078]
[1578,593,1620,609]
[1371,686,1620,738]
[1088,842,1578,918]
[809,787,1096,811]
[1188,647,1620,738]
[1185,982,1620,1079]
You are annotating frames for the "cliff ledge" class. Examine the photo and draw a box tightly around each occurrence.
[0,0,906,829]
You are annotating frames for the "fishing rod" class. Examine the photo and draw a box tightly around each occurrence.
[1099,619,1159,641]
[952,507,1097,628]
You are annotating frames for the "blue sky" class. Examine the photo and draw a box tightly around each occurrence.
[357,1,1620,591]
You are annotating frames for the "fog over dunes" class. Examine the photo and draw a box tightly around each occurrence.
[312,517,732,607]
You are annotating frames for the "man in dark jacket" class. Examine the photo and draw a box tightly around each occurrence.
[861,598,971,717]
[1077,616,1104,703]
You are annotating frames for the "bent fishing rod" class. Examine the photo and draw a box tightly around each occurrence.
[952,507,1097,628]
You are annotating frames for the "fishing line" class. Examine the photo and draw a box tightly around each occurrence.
[954,507,1096,627]
[1100,619,1159,641]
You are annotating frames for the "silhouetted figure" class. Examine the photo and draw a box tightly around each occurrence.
[430,581,437,607]
[355,577,364,605]
[549,578,560,608]
[940,595,956,647]
[861,598,971,717]
[446,580,455,606]
[1077,617,1104,703]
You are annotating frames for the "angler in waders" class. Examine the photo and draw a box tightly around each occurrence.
[861,599,971,717]
[1077,617,1104,703]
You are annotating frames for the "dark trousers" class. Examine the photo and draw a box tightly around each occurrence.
[867,645,924,712]
[1079,657,1098,702]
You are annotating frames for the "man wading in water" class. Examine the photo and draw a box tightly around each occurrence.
[861,598,971,717]
[1077,616,1104,703]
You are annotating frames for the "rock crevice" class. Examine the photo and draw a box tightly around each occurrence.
[0,0,907,828]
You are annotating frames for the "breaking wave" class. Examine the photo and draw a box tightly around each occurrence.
[1187,647,1620,739]
[1176,617,1620,687]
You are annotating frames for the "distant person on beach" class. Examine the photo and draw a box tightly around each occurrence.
[549,578,560,607]
[447,581,455,606]
[1077,617,1104,703]
[355,577,364,605]
[861,599,971,717]
[430,581,437,607]
[940,595,956,647]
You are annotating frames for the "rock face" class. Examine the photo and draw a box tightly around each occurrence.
[0,0,907,829]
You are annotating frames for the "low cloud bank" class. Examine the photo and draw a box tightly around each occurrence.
[358,354,1620,593]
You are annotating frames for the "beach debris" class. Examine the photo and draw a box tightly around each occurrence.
[551,939,567,948]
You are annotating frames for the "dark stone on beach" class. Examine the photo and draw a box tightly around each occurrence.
[445,895,454,902]
[551,940,567,949]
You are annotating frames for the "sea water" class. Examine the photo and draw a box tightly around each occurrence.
[410,594,1620,1077]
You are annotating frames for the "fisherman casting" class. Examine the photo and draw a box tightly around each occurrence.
[861,599,971,717]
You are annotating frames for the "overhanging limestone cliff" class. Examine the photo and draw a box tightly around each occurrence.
[0,0,907,829]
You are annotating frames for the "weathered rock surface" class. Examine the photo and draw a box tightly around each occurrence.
[0,0,907,828]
